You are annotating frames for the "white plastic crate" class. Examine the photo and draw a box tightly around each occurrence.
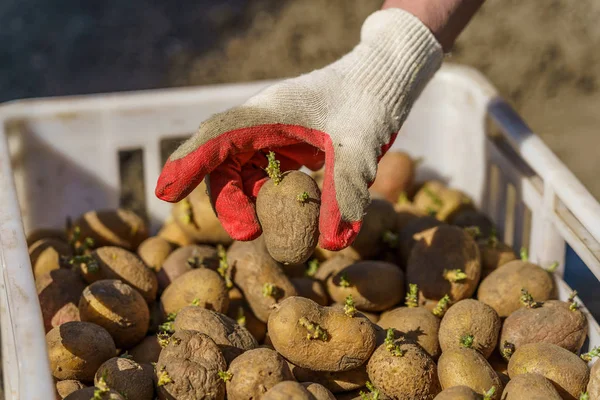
[0,63,599,399]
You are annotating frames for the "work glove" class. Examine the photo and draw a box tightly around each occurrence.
[155,8,443,250]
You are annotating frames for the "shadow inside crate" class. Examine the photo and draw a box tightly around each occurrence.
[484,98,600,322]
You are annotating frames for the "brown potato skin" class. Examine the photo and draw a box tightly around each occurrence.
[406,225,481,302]
[36,269,86,332]
[507,342,589,400]
[64,387,124,400]
[46,321,116,382]
[350,199,397,259]
[267,297,377,372]
[71,208,148,250]
[302,382,336,400]
[56,380,86,399]
[369,151,415,204]
[172,180,233,246]
[313,245,361,262]
[451,210,494,239]
[433,386,482,400]
[263,381,316,400]
[438,299,501,359]
[225,347,294,400]
[129,335,162,365]
[256,170,321,265]
[413,181,474,222]
[289,364,368,394]
[367,341,441,400]
[29,238,71,279]
[79,279,150,349]
[394,202,426,232]
[136,236,173,271]
[26,228,67,247]
[292,277,329,306]
[157,220,194,247]
[226,287,267,342]
[327,261,404,312]
[227,238,297,322]
[437,348,502,400]
[588,361,600,400]
[377,306,441,359]
[500,300,587,353]
[173,306,257,364]
[157,244,218,292]
[501,373,561,400]
[156,330,227,400]
[397,216,443,268]
[160,267,229,316]
[477,260,556,318]
[313,255,355,282]
[477,240,517,279]
[94,357,154,400]
[82,246,158,303]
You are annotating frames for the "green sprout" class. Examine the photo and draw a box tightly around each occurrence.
[157,366,173,386]
[405,284,418,308]
[443,269,468,283]
[568,290,580,311]
[186,257,202,269]
[217,245,233,289]
[338,273,351,288]
[483,386,496,400]
[580,392,590,400]
[236,307,246,327]
[423,186,443,207]
[119,351,133,360]
[487,228,498,248]
[191,298,201,307]
[359,381,380,400]
[426,208,438,217]
[159,313,177,334]
[397,191,409,206]
[384,328,404,357]
[92,373,110,400]
[580,346,600,362]
[501,340,515,361]
[519,289,542,309]
[297,191,310,204]
[179,198,193,225]
[157,332,172,348]
[298,317,328,341]
[218,371,233,382]
[432,295,451,317]
[460,334,474,349]
[382,230,399,249]
[520,247,529,261]
[265,151,282,185]
[547,261,559,273]
[344,295,356,317]
[68,254,99,274]
[306,259,319,277]
[262,283,281,299]
[69,225,95,255]
[464,226,481,239]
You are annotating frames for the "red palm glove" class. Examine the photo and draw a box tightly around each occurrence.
[156,9,442,250]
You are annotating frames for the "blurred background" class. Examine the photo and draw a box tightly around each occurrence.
[2,0,599,311]
[2,0,599,200]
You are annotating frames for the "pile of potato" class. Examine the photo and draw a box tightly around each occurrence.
[30,150,599,400]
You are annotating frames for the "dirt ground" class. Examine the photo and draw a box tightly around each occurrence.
[169,0,600,201]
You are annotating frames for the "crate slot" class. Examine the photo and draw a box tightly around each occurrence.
[504,183,517,246]
[118,148,147,221]
[160,136,192,167]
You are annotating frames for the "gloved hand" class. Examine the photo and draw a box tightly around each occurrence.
[155,8,443,250]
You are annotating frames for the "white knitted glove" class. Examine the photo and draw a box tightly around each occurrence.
[156,8,443,250]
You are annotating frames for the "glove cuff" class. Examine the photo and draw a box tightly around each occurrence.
[335,8,444,129]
